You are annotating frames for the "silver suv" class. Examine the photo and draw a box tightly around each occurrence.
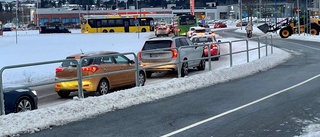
[138,36,205,78]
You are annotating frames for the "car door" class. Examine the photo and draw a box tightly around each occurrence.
[179,37,197,66]
[187,37,203,65]
[112,55,135,85]
[99,56,122,88]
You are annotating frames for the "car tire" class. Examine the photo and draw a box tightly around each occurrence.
[96,79,109,96]
[14,96,35,113]
[197,59,206,71]
[141,28,146,32]
[58,91,70,98]
[146,71,152,78]
[180,62,188,77]
[138,71,146,86]
[102,30,108,33]
[110,29,115,33]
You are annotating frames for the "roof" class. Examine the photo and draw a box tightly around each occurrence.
[67,51,119,58]
[148,36,184,41]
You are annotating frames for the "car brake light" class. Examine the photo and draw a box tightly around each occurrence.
[56,68,63,73]
[138,52,142,59]
[211,44,217,48]
[171,49,178,58]
[82,66,99,72]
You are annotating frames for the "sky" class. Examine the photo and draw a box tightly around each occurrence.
[0,24,319,137]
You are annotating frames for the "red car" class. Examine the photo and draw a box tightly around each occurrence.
[190,35,220,60]
[214,22,227,29]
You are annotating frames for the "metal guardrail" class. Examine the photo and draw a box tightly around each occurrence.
[0,36,273,115]
[0,52,140,115]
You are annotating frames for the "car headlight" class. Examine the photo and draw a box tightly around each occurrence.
[31,89,37,96]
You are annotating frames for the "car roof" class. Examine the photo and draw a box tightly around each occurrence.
[190,35,213,39]
[67,51,119,58]
[147,36,185,41]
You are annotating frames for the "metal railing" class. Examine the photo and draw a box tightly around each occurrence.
[0,35,273,115]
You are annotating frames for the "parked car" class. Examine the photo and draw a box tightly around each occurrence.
[3,86,38,114]
[55,51,146,98]
[214,22,227,28]
[138,36,206,78]
[187,26,203,38]
[39,26,71,34]
[190,35,220,61]
[155,22,171,37]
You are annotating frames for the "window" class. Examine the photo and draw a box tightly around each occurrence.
[115,19,123,26]
[179,16,196,25]
[142,40,172,50]
[72,18,79,24]
[39,18,49,26]
[51,18,59,23]
[175,39,181,48]
[101,19,108,27]
[61,18,70,23]
[108,20,115,26]
[101,56,113,64]
[179,38,189,46]
[129,19,135,26]
[113,55,129,64]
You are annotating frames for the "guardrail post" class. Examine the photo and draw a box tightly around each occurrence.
[258,37,261,59]
[265,37,268,56]
[270,35,273,54]
[246,39,249,63]
[229,42,233,67]
[0,68,4,115]
[134,54,140,87]
[208,44,212,71]
[77,59,84,99]
[177,47,181,78]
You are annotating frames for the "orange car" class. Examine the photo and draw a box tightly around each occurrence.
[55,51,146,98]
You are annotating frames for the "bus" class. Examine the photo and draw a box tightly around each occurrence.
[81,16,154,33]
[173,14,197,36]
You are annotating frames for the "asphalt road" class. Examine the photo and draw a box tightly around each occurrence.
[22,31,320,137]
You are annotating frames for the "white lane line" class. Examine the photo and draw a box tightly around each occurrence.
[161,74,320,137]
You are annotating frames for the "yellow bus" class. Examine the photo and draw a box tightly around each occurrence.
[81,16,154,33]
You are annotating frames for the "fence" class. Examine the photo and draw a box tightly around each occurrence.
[0,35,273,115]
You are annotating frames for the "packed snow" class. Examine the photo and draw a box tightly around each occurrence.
[0,26,318,137]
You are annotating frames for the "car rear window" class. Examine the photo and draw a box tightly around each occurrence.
[142,40,172,50]
[61,57,93,67]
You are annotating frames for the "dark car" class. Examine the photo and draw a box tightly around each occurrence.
[3,86,38,114]
[39,26,71,34]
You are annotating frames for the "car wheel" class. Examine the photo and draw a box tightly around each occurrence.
[146,71,152,78]
[102,30,108,33]
[138,71,146,86]
[14,96,35,113]
[197,59,206,71]
[109,29,115,33]
[96,79,109,95]
[58,91,70,98]
[180,62,188,77]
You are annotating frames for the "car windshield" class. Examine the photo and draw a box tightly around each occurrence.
[142,40,172,50]
[61,57,93,67]
[191,37,213,43]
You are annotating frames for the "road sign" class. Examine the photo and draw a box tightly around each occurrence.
[134,19,139,26]
[201,20,205,24]
[243,12,248,18]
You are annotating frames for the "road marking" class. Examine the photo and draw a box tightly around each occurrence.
[161,74,320,137]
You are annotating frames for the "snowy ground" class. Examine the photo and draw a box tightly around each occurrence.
[0,27,318,137]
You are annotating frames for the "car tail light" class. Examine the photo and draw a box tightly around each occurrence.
[56,68,63,73]
[82,66,99,73]
[138,52,142,59]
[211,44,217,48]
[171,49,178,58]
